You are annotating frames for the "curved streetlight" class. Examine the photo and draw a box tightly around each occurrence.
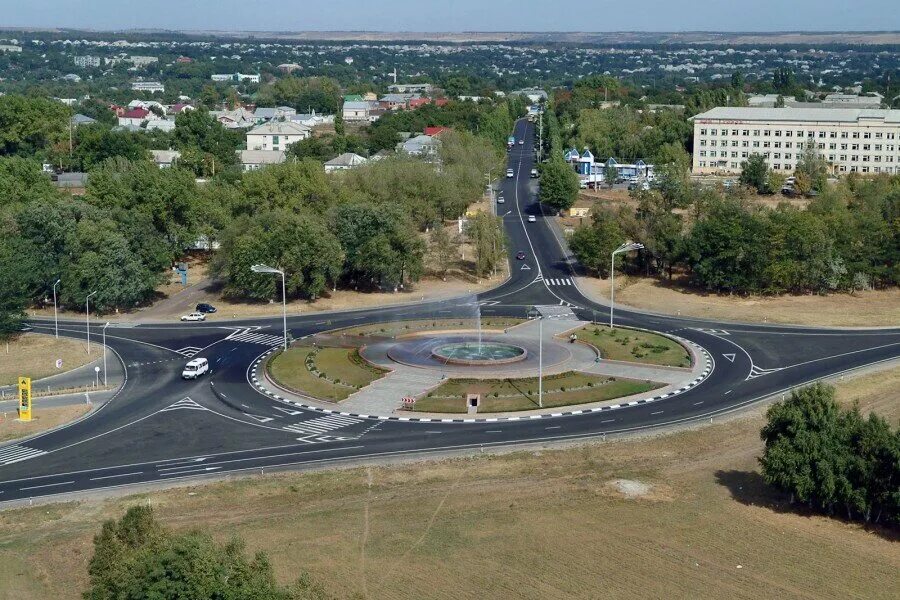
[85,291,97,354]
[609,242,644,329]
[251,264,288,351]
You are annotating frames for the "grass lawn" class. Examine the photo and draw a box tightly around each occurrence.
[0,334,96,386]
[267,346,385,402]
[0,368,896,600]
[0,405,91,443]
[575,325,691,367]
[335,318,524,338]
[413,372,661,412]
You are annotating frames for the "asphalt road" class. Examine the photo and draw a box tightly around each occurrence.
[1,119,898,504]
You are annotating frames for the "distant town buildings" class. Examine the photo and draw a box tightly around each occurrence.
[691,106,900,175]
[0,44,22,53]
[324,152,368,173]
[388,83,433,94]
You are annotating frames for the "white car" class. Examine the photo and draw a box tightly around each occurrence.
[527,215,537,223]
[497,196,505,204]
[182,358,209,380]
[518,139,524,145]
[181,312,206,322]
[506,169,514,178]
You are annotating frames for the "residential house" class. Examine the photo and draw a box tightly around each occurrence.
[423,126,451,137]
[409,97,447,110]
[343,100,372,122]
[246,121,311,152]
[131,81,165,93]
[70,113,97,127]
[128,99,166,113]
[212,107,257,129]
[146,119,176,133]
[379,93,415,110]
[398,134,442,158]
[324,152,368,173]
[149,150,181,168]
[253,106,296,122]
[238,149,286,171]
[277,63,301,73]
[289,111,335,128]
[118,107,159,127]
[388,83,433,94]
[167,103,194,115]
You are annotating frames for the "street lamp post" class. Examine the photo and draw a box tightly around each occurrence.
[52,279,61,339]
[251,264,288,351]
[538,315,543,408]
[102,322,110,386]
[85,291,97,354]
[609,242,644,329]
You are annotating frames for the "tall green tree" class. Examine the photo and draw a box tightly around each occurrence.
[0,94,70,156]
[539,156,579,211]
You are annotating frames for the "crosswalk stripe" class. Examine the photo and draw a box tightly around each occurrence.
[228,330,284,346]
[283,414,362,437]
[0,444,47,465]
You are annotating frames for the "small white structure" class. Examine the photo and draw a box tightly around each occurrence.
[342,100,372,122]
[324,152,368,173]
[398,134,442,158]
[150,149,181,168]
[246,121,310,152]
[131,81,165,93]
[211,73,260,84]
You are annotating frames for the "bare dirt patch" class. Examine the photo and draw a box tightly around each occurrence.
[0,405,90,444]
[0,334,95,386]
[579,274,900,328]
[0,368,896,600]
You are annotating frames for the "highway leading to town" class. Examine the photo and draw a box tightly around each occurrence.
[1,119,898,504]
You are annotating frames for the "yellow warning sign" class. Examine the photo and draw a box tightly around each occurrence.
[18,377,32,422]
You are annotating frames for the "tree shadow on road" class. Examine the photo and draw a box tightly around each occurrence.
[715,469,899,541]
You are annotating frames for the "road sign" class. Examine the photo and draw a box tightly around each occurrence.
[521,263,531,270]
[56,358,63,369]
[722,353,736,363]
[18,377,32,422]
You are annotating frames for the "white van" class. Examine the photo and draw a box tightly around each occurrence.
[181,358,209,380]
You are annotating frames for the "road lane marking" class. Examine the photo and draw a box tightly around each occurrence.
[20,481,75,491]
[651,411,664,415]
[90,472,144,481]
[545,426,561,430]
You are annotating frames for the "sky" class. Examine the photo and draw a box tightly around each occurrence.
[0,0,898,33]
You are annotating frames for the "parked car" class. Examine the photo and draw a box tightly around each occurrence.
[527,215,537,223]
[181,358,209,380]
[516,251,526,260]
[195,303,217,313]
[180,312,206,322]
[506,168,514,178]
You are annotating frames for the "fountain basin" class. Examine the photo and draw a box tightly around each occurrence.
[431,342,527,366]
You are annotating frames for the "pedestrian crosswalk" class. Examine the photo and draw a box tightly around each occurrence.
[545,277,574,286]
[160,397,207,413]
[0,443,47,465]
[283,413,362,442]
[227,329,285,347]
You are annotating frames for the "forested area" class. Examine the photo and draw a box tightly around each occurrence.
[759,383,899,528]
[0,93,507,336]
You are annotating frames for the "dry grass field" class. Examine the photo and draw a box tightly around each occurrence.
[0,405,90,444]
[0,368,897,600]
[0,334,96,387]
[579,275,900,328]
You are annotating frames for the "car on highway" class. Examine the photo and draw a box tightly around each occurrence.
[181,358,209,380]
[195,303,217,313]
[518,139,524,145]
[180,312,206,322]
[530,168,539,178]
[506,168,514,178]
[515,251,526,260]
[527,215,537,223]
[497,196,505,203]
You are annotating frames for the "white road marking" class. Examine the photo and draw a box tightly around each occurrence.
[20,480,75,491]
[90,471,144,481]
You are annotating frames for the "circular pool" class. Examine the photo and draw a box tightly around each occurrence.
[431,342,527,366]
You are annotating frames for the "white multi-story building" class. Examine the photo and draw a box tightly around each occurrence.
[131,81,165,93]
[73,55,101,68]
[211,73,260,84]
[691,107,900,176]
[245,121,311,152]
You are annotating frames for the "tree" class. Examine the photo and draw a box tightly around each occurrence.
[731,70,745,90]
[0,94,70,156]
[539,156,579,211]
[0,236,28,340]
[794,145,829,196]
[428,225,458,278]
[465,212,506,277]
[84,506,330,600]
[173,107,239,176]
[739,154,771,193]
[569,209,625,277]
[604,164,618,189]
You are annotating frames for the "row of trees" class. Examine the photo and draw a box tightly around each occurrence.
[760,383,899,527]
[570,172,899,293]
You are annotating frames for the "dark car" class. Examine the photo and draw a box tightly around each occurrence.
[515,251,526,260]
[196,303,217,313]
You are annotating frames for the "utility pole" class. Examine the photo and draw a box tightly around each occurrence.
[609,242,644,329]
[538,110,543,163]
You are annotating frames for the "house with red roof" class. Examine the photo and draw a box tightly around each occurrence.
[423,126,451,137]
[117,107,156,127]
